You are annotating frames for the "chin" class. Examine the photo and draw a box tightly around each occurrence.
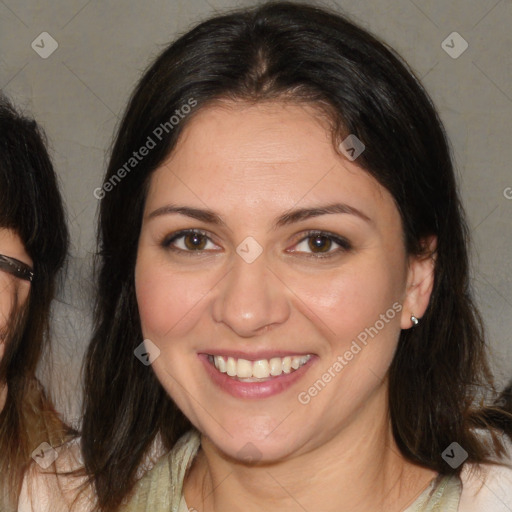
[199,417,304,464]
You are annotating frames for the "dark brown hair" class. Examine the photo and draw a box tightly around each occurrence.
[0,94,71,511]
[81,2,512,510]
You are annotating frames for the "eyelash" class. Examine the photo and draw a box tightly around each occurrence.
[160,229,352,259]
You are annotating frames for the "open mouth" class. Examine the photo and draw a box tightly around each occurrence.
[207,354,312,381]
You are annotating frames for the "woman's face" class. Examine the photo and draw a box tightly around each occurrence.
[0,229,32,401]
[135,101,434,462]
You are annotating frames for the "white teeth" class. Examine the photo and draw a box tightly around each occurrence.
[211,354,311,379]
[253,360,270,379]
[237,358,253,378]
[215,356,227,373]
[269,357,282,376]
[226,357,237,377]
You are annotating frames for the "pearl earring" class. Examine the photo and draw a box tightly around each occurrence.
[411,315,419,326]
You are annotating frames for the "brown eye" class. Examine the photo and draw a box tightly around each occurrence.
[308,235,332,253]
[290,231,352,258]
[183,232,208,250]
[162,229,218,253]
[183,233,208,251]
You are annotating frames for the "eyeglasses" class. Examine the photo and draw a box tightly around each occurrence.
[0,254,34,282]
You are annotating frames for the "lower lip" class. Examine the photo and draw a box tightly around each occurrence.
[199,354,315,399]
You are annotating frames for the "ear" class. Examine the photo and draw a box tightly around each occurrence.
[400,236,437,330]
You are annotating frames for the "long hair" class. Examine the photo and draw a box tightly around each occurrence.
[81,2,512,510]
[0,95,71,511]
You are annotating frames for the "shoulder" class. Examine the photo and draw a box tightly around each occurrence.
[119,430,201,511]
[459,437,512,512]
[18,437,94,512]
[134,429,201,484]
[133,429,201,489]
[18,430,201,512]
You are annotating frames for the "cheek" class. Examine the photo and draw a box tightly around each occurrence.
[289,257,404,346]
[0,281,14,335]
[135,257,209,341]
[291,265,404,414]
[0,281,30,351]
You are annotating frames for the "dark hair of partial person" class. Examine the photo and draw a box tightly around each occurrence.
[0,94,72,511]
[79,2,512,510]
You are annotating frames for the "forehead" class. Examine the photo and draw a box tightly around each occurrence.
[145,101,397,227]
[163,101,343,176]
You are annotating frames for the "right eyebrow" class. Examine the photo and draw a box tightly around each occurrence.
[147,205,227,227]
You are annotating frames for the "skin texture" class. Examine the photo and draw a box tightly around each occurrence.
[135,101,438,511]
[0,228,32,412]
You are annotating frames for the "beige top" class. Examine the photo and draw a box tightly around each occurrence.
[20,430,512,511]
[119,430,463,512]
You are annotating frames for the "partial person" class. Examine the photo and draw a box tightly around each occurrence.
[0,95,73,511]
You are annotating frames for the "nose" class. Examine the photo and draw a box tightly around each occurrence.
[212,254,290,337]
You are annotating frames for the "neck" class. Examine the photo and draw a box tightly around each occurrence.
[184,384,437,512]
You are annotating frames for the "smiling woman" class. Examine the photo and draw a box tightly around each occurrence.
[68,2,512,511]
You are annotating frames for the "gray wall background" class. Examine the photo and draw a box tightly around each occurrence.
[1,0,511,424]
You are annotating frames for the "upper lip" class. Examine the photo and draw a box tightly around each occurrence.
[200,350,313,361]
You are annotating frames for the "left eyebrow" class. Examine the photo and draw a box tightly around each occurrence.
[273,203,372,229]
